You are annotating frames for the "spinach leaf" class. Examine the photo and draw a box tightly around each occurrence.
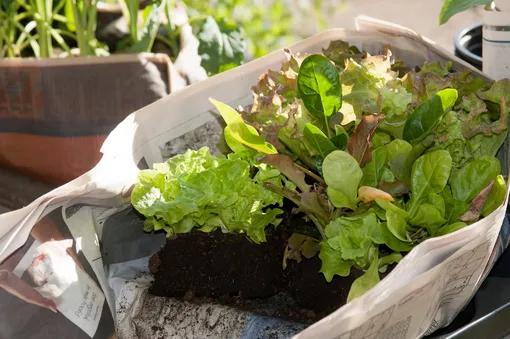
[210,98,277,154]
[386,210,411,242]
[482,175,507,217]
[428,193,446,218]
[297,54,342,136]
[390,135,435,185]
[323,150,363,209]
[331,124,349,149]
[361,147,388,187]
[408,150,452,216]
[409,204,446,232]
[403,89,458,144]
[331,135,348,149]
[381,222,413,252]
[434,222,468,237]
[451,156,501,202]
[303,123,338,158]
[386,139,412,164]
[347,252,380,303]
[380,167,398,184]
[375,198,409,219]
[441,187,470,224]
[377,180,410,197]
[319,242,352,282]
[372,132,392,149]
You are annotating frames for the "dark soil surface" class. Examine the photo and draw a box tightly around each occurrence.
[149,207,374,324]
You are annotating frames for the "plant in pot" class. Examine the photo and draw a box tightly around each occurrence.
[0,0,248,186]
[0,0,333,186]
[132,40,509,324]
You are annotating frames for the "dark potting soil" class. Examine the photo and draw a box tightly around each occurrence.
[148,207,375,324]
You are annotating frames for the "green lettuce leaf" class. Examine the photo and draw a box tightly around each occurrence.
[131,148,283,243]
[339,59,382,123]
[319,242,353,282]
[325,213,383,261]
[321,40,363,68]
[347,251,380,303]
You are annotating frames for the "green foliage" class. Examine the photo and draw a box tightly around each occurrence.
[439,0,491,25]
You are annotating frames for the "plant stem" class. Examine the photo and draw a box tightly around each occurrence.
[294,163,326,186]
[34,0,52,57]
[308,214,327,241]
[85,0,98,55]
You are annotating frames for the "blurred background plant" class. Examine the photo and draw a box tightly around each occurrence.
[182,0,341,59]
[0,0,340,75]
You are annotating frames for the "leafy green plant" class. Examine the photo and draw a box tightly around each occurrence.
[439,0,492,24]
[132,41,509,302]
[181,0,331,59]
[5,0,73,57]
[0,1,32,57]
[116,0,167,53]
[65,0,107,55]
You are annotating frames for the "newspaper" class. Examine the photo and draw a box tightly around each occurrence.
[0,16,509,339]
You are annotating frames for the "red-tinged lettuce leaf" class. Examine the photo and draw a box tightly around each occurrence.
[403,67,487,106]
[419,61,453,77]
[322,40,362,68]
[402,69,453,104]
[347,114,385,167]
[460,179,495,223]
[461,93,508,139]
[251,49,301,104]
[283,233,320,269]
[451,69,489,99]
[476,78,510,104]
[259,154,312,192]
[260,154,329,225]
